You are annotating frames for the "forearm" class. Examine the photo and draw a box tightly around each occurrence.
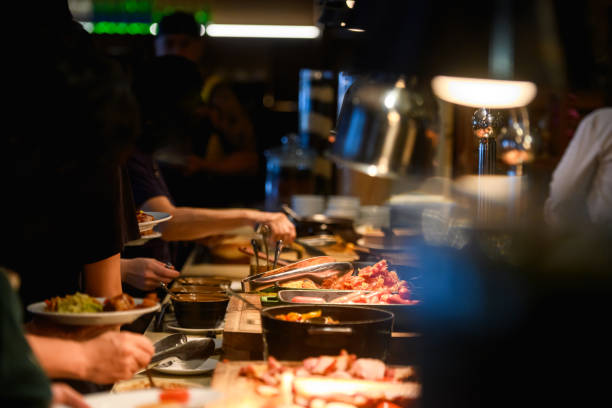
[159,207,260,241]
[83,253,122,298]
[26,335,87,380]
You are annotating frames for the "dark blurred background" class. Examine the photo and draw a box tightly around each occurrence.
[67,0,611,206]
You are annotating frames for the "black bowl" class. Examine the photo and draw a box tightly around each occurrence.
[171,293,229,329]
[261,304,394,361]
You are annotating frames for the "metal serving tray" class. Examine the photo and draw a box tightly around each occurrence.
[241,261,353,292]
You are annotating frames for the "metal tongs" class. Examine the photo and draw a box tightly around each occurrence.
[149,337,215,366]
[254,224,285,271]
[242,261,354,291]
[143,337,215,387]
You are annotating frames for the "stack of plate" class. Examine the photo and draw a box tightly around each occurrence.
[291,194,325,217]
[357,205,391,228]
[325,195,360,220]
[388,194,454,230]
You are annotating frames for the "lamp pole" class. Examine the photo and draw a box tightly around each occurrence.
[472,107,500,223]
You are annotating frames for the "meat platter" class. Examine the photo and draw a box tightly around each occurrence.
[210,350,420,408]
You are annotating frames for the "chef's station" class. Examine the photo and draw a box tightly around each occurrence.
[8,1,612,408]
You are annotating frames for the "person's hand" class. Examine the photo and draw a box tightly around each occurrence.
[121,257,180,291]
[79,331,154,384]
[256,212,296,244]
[51,383,90,408]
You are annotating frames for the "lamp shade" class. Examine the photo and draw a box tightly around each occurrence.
[431,76,537,108]
[328,75,436,179]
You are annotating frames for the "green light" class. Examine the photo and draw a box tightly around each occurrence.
[91,21,152,35]
[127,23,140,35]
[194,10,209,24]
[93,21,110,34]
[115,22,126,34]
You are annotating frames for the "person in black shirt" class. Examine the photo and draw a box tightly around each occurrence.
[123,55,295,274]
[2,0,154,395]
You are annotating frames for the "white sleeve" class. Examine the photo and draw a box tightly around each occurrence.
[544,112,601,227]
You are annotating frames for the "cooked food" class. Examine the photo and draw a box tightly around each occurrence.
[137,210,155,223]
[104,293,136,311]
[293,376,419,408]
[274,310,339,324]
[140,292,160,308]
[159,388,190,403]
[322,259,409,292]
[334,288,418,305]
[137,210,157,236]
[104,292,159,311]
[274,259,410,294]
[44,292,103,313]
[279,278,319,289]
[116,380,197,392]
[239,350,419,407]
[291,296,327,304]
[44,292,157,313]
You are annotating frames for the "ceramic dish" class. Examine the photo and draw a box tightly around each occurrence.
[27,298,160,326]
[138,211,172,232]
[59,388,220,408]
[124,231,162,247]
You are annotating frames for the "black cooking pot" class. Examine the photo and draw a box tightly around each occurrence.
[261,305,394,361]
[282,204,358,242]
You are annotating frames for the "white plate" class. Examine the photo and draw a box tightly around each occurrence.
[138,211,172,232]
[125,231,162,246]
[166,321,224,334]
[79,388,221,408]
[152,356,219,376]
[27,298,160,326]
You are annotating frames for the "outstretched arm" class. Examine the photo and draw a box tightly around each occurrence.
[141,195,295,243]
[26,331,154,384]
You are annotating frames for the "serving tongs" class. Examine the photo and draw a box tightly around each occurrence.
[150,337,216,366]
[142,337,215,386]
[242,261,354,292]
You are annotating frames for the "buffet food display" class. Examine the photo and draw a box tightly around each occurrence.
[237,350,420,407]
[321,260,409,292]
